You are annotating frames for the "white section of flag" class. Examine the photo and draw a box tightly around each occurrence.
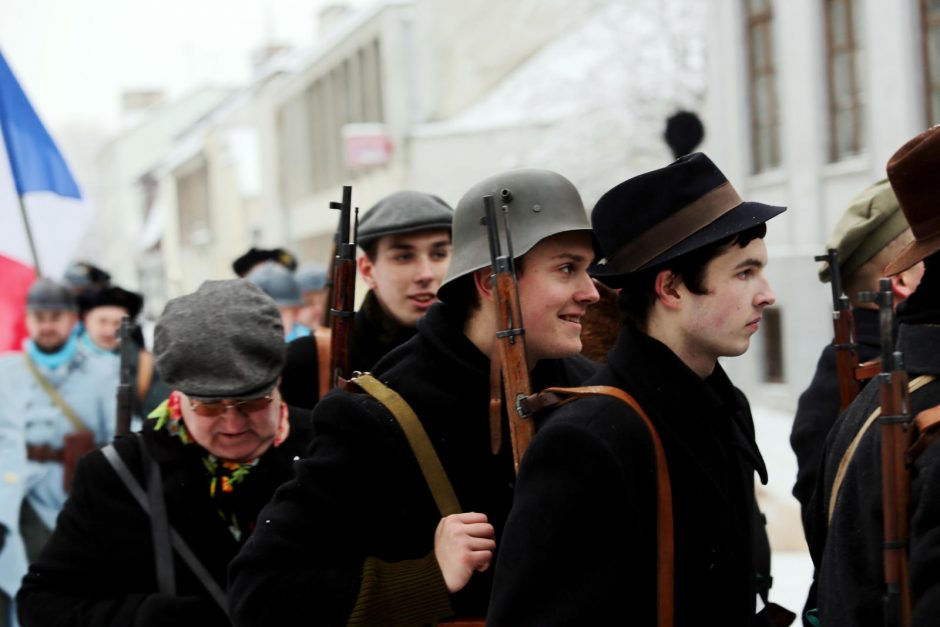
[0,130,94,279]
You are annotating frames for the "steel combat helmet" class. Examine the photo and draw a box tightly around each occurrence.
[438,168,591,303]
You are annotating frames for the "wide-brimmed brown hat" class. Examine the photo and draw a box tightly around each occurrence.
[884,126,940,275]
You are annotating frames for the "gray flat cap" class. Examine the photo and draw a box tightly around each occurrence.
[296,263,327,293]
[247,262,302,307]
[357,190,454,248]
[154,279,285,400]
[27,278,77,312]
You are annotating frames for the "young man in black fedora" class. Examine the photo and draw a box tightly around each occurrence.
[487,153,785,626]
[807,127,940,626]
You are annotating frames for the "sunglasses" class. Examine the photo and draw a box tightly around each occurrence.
[189,394,275,417]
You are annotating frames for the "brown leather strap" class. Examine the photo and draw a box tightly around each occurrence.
[136,350,154,404]
[26,444,65,462]
[536,385,674,627]
[908,405,940,461]
[314,327,332,399]
[855,359,881,382]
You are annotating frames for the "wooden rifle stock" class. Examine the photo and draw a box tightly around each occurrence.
[329,186,357,387]
[484,194,533,474]
[115,316,134,436]
[816,248,861,410]
[860,278,912,627]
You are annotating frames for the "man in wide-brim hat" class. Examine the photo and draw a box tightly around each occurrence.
[810,125,940,625]
[489,152,786,625]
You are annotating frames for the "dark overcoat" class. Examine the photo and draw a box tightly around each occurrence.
[16,406,315,627]
[487,321,771,626]
[280,289,418,410]
[790,307,880,516]
[228,302,597,626]
[810,321,940,626]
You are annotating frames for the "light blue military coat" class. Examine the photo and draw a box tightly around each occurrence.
[0,346,115,612]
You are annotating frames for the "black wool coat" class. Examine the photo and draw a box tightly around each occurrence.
[810,322,940,626]
[790,307,881,517]
[16,406,315,627]
[280,289,417,410]
[487,321,771,626]
[228,302,598,626]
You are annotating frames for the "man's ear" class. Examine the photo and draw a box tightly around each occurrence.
[358,254,378,290]
[891,270,916,300]
[653,269,683,310]
[472,267,496,303]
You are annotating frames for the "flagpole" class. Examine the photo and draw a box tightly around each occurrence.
[16,195,42,276]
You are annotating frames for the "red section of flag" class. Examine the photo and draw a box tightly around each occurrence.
[0,254,35,353]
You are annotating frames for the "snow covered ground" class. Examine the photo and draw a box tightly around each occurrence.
[752,404,815,616]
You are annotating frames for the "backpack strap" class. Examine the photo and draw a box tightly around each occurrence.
[828,374,935,523]
[352,373,462,517]
[534,385,674,627]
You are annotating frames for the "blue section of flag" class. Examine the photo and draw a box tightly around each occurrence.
[0,50,81,199]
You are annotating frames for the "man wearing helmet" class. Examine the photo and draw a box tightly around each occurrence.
[229,169,600,625]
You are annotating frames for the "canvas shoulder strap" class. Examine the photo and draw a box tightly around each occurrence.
[534,385,674,627]
[828,374,935,524]
[352,373,462,517]
[23,353,89,433]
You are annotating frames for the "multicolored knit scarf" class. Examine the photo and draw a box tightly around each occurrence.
[148,391,259,540]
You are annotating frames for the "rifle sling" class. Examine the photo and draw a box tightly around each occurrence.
[907,404,940,461]
[23,354,89,433]
[352,374,462,517]
[828,374,935,524]
[314,327,333,400]
[532,385,674,627]
[101,438,228,614]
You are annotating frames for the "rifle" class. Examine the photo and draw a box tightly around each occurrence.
[859,278,912,627]
[328,185,358,386]
[484,193,534,474]
[816,248,862,410]
[115,316,134,436]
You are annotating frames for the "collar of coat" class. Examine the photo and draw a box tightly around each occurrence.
[604,321,769,496]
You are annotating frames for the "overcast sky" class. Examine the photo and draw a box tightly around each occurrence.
[0,0,367,135]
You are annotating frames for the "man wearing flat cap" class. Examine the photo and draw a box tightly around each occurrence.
[229,169,599,625]
[488,153,785,625]
[790,180,921,519]
[0,278,115,627]
[17,279,315,627]
[807,126,940,626]
[280,190,455,410]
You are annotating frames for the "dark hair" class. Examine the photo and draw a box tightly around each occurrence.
[360,240,379,262]
[442,256,528,315]
[618,223,767,329]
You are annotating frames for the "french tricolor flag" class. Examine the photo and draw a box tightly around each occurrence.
[0,49,94,352]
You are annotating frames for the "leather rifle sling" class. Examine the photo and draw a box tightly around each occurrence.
[314,327,333,399]
[828,375,934,524]
[536,385,674,627]
[353,374,462,517]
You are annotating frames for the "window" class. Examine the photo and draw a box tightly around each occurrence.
[824,0,865,160]
[921,0,940,125]
[745,0,781,173]
[762,307,785,383]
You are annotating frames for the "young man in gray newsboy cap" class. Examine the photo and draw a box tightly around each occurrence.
[280,190,454,410]
[230,168,600,625]
[17,279,316,627]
